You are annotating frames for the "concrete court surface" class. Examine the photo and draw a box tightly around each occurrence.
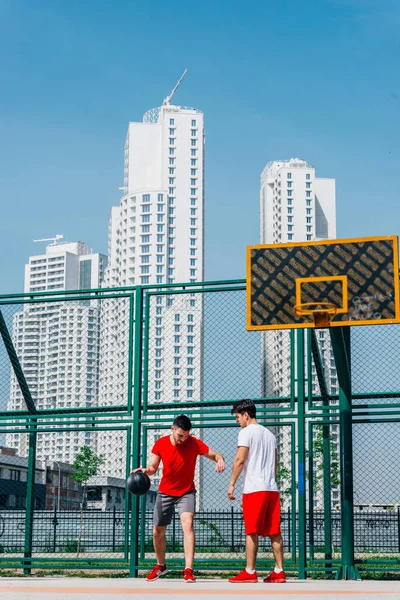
[0,578,399,600]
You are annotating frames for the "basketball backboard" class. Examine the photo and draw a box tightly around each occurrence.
[247,236,400,330]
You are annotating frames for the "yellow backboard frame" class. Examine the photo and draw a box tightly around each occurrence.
[247,235,400,330]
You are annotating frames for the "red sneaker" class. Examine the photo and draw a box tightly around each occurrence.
[229,569,258,583]
[146,564,168,581]
[263,569,286,583]
[182,567,196,583]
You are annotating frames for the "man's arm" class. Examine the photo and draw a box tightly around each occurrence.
[203,448,225,473]
[228,446,248,500]
[275,448,278,478]
[131,453,161,476]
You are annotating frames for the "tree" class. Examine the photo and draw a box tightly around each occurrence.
[71,446,105,557]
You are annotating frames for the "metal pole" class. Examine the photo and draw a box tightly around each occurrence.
[113,505,116,553]
[296,329,307,579]
[23,419,37,574]
[330,327,360,580]
[397,506,400,554]
[231,506,234,552]
[54,461,61,511]
[130,289,143,577]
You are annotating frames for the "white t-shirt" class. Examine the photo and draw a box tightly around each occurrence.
[238,423,278,494]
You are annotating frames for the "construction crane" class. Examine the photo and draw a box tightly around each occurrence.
[33,234,65,245]
[162,69,188,106]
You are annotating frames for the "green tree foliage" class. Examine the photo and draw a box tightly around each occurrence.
[70,446,104,557]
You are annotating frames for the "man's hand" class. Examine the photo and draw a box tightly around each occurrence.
[130,466,148,475]
[227,484,235,500]
[215,458,225,473]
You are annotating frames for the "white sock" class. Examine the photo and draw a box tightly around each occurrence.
[246,568,256,574]
[274,567,283,573]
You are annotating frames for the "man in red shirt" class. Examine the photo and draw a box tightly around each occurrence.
[133,414,225,583]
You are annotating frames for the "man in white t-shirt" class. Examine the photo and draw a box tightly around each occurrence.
[227,399,285,584]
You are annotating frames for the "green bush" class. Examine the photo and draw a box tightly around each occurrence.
[63,540,85,553]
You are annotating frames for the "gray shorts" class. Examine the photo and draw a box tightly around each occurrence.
[153,491,196,527]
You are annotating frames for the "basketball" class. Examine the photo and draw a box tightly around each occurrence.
[127,471,151,496]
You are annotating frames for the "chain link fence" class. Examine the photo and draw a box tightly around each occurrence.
[0,283,399,577]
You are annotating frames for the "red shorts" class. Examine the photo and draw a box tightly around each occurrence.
[242,491,281,536]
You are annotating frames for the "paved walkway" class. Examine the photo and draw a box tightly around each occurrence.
[0,578,398,600]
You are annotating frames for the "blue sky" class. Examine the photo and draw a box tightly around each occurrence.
[0,0,399,294]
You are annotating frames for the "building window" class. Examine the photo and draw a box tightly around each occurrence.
[287,182,292,188]
[288,208,293,214]
[169,158,175,165]
[306,182,311,189]
[306,199,311,205]
[288,225,293,231]
[288,234,293,240]
[10,469,21,481]
[287,199,292,206]
[191,149,197,156]
[287,190,293,197]
[306,217,312,223]
[174,390,180,398]
[306,226,312,232]
[307,234,312,240]
[306,174,311,180]
[142,204,150,213]
[306,191,311,198]
[169,128,175,135]
[287,173,292,179]
[191,129,197,136]
[142,194,150,203]
[191,119,196,126]
[191,159,197,165]
[170,118,175,125]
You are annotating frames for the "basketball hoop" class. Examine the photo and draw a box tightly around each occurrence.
[294,302,338,328]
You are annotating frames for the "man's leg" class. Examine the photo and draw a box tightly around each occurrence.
[270,533,284,570]
[180,512,195,569]
[153,525,167,565]
[245,533,259,571]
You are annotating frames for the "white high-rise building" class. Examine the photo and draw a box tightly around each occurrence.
[7,241,107,463]
[98,97,204,479]
[260,158,339,509]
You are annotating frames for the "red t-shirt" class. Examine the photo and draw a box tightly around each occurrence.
[152,434,209,496]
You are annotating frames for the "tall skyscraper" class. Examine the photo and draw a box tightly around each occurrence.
[7,241,107,462]
[98,92,205,479]
[259,158,339,509]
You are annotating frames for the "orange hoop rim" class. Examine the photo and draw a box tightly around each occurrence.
[294,302,338,317]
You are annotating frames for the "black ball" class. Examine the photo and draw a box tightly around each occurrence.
[127,471,151,496]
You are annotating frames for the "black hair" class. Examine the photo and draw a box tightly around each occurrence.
[231,399,257,419]
[173,414,192,431]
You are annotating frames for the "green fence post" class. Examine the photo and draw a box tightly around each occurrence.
[297,329,307,579]
[139,427,148,561]
[330,327,360,580]
[23,418,37,574]
[130,288,143,577]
